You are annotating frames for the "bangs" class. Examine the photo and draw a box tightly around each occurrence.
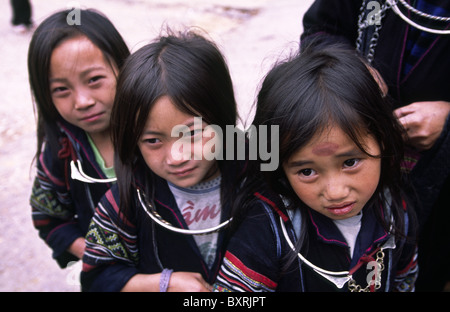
[278,79,378,165]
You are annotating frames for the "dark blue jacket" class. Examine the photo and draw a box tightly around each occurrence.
[214,193,418,292]
[80,164,237,292]
[30,121,114,268]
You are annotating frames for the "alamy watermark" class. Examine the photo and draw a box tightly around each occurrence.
[66,1,81,25]
[170,117,279,171]
[366,1,383,26]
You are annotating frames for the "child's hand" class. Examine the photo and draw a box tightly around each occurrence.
[122,271,212,292]
[168,272,212,292]
[394,101,450,151]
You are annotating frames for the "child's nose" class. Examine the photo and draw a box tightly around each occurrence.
[323,178,350,202]
[74,90,95,109]
[166,142,190,166]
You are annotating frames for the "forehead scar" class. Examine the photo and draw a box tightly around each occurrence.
[312,143,339,156]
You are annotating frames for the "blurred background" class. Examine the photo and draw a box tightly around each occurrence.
[0,0,313,291]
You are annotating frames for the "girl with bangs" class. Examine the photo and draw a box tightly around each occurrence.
[213,43,419,292]
[81,30,246,292]
[28,9,129,268]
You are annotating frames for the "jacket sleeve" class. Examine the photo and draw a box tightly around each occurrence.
[213,203,284,292]
[29,145,83,268]
[301,0,362,46]
[81,188,139,292]
[394,246,418,292]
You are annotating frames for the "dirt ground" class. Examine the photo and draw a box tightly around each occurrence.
[0,0,313,291]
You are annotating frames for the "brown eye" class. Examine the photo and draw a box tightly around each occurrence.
[299,169,313,176]
[343,159,359,168]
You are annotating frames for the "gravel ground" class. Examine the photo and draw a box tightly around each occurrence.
[0,0,313,292]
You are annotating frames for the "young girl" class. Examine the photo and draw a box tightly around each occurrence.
[213,44,419,292]
[28,9,129,267]
[81,31,244,292]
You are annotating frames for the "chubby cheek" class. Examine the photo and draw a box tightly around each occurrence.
[143,157,159,175]
[52,100,71,120]
[285,175,317,208]
[139,147,162,175]
[105,83,117,109]
[95,85,116,112]
[361,163,381,203]
[293,185,317,210]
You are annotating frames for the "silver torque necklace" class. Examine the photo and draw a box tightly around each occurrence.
[136,188,232,236]
[357,0,450,63]
[388,0,450,35]
[70,159,117,183]
[279,216,396,291]
[397,0,450,22]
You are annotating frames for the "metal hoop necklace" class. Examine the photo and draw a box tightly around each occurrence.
[70,159,117,183]
[136,188,232,236]
[279,216,352,289]
[397,0,450,22]
[279,216,395,291]
[356,0,450,63]
[388,0,450,34]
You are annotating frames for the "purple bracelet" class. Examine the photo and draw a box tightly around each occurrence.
[160,269,173,292]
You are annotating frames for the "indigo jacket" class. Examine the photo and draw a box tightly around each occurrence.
[30,121,114,268]
[80,162,242,292]
[213,193,418,292]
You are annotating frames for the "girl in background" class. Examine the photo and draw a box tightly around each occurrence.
[81,30,245,292]
[28,9,129,268]
[214,43,419,292]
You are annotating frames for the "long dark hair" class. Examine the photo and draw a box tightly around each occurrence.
[111,30,238,221]
[28,8,130,160]
[253,43,415,252]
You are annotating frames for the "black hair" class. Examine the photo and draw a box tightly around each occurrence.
[28,8,130,161]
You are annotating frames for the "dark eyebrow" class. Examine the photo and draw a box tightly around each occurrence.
[141,119,200,137]
[49,66,106,84]
[184,121,195,128]
[80,66,107,78]
[286,160,313,168]
[336,148,366,158]
[49,77,68,84]
[141,130,164,137]
[287,149,364,168]
[177,120,205,130]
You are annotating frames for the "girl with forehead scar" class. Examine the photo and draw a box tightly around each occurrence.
[213,42,419,292]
